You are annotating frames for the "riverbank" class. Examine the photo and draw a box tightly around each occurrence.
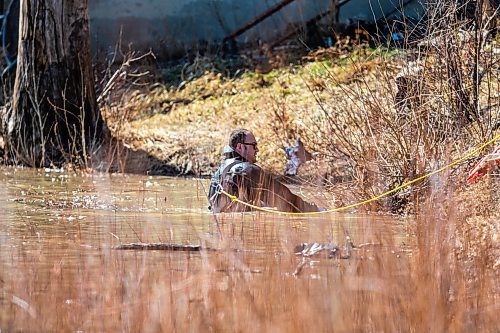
[104,44,402,177]
[104,41,498,204]
[0,42,497,331]
[98,39,499,271]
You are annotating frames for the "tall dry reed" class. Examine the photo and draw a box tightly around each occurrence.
[270,0,499,213]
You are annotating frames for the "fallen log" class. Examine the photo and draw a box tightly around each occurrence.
[114,243,202,251]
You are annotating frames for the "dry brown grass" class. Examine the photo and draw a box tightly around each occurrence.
[101,16,498,209]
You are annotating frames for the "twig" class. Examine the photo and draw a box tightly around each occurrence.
[114,242,202,251]
[292,257,307,277]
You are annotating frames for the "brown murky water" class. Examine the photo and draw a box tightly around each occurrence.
[0,167,496,332]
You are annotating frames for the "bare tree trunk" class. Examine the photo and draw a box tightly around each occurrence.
[2,0,103,167]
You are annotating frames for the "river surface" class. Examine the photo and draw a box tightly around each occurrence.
[0,167,496,332]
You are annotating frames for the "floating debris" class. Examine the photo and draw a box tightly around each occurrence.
[294,242,340,257]
[114,243,202,251]
[295,236,356,259]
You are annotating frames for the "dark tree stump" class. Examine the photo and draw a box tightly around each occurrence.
[2,0,104,167]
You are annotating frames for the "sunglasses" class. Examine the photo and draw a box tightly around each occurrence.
[241,142,258,149]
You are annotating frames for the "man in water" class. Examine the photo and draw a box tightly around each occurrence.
[208,128,319,213]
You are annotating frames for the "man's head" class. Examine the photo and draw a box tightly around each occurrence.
[229,128,259,163]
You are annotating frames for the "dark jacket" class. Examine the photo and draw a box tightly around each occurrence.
[208,146,318,213]
[208,146,260,213]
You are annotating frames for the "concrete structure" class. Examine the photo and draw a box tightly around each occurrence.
[1,0,424,62]
[89,0,424,58]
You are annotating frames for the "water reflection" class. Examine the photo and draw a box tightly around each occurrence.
[0,167,495,332]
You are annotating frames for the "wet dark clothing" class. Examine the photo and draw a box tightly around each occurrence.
[208,146,318,213]
[208,148,260,213]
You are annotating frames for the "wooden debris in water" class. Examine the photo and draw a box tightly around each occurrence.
[292,258,307,277]
[114,243,202,251]
[294,238,355,259]
[294,242,341,258]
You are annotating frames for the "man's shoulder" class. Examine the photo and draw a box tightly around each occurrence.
[231,161,261,174]
[216,158,260,177]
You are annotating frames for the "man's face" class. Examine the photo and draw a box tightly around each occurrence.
[235,132,259,163]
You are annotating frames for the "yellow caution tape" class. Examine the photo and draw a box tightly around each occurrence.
[218,133,500,216]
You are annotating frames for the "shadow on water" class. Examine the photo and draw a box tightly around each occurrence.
[96,139,193,176]
[0,166,497,332]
